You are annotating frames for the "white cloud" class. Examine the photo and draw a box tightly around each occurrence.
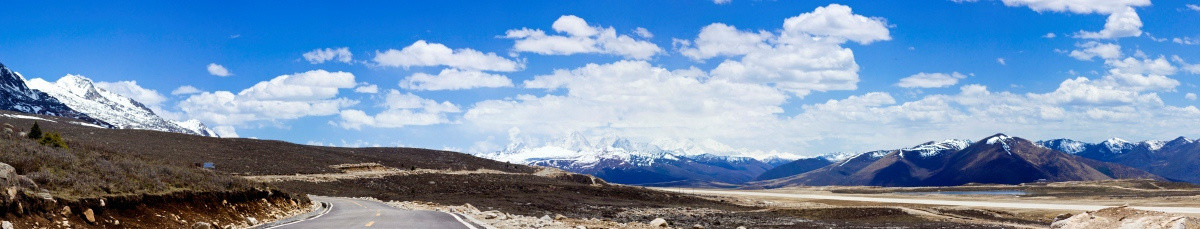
[780,4,892,45]
[467,60,789,149]
[1173,37,1198,45]
[171,85,203,95]
[1188,93,1198,101]
[633,27,654,38]
[990,0,1150,39]
[997,58,1007,65]
[951,0,979,3]
[212,126,238,138]
[678,4,890,97]
[896,72,967,88]
[354,84,378,94]
[503,15,663,59]
[336,90,460,129]
[1170,55,1200,74]
[372,40,522,72]
[1069,42,1122,61]
[400,68,514,91]
[1189,4,1200,12]
[678,23,773,60]
[238,70,356,101]
[178,69,359,129]
[303,47,353,64]
[713,0,731,4]
[1044,32,1057,38]
[94,80,168,107]
[207,63,232,77]
[999,0,1150,14]
[1076,7,1143,39]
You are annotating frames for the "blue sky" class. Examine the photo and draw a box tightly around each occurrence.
[2,0,1199,156]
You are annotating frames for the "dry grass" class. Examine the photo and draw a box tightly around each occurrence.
[0,133,256,200]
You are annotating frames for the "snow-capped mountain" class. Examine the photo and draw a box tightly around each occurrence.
[752,134,1159,188]
[1039,136,1200,183]
[0,61,110,127]
[479,133,802,185]
[25,74,218,137]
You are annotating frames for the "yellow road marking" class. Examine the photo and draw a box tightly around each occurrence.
[365,221,375,227]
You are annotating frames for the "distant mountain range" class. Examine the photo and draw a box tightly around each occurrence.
[0,61,218,137]
[485,132,1200,187]
[477,132,797,185]
[1038,137,1200,183]
[752,134,1160,187]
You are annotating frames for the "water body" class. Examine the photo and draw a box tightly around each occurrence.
[895,190,1028,196]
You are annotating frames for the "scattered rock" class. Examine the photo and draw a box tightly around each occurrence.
[246,217,259,225]
[692,224,705,229]
[574,226,587,229]
[192,222,213,229]
[650,218,668,227]
[484,211,500,219]
[1,221,11,229]
[736,227,746,229]
[540,215,552,222]
[555,214,567,220]
[60,206,72,215]
[83,208,96,223]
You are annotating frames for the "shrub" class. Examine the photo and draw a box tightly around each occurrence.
[27,122,42,139]
[39,132,68,149]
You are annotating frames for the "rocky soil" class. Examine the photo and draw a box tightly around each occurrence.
[1051,206,1199,229]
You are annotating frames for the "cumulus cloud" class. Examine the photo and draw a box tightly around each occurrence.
[207,63,232,77]
[997,58,1007,65]
[678,23,774,60]
[1189,4,1200,12]
[713,0,731,4]
[303,47,353,64]
[466,60,789,149]
[353,84,379,94]
[780,4,892,44]
[896,72,968,88]
[178,69,360,133]
[1044,32,1057,38]
[678,4,890,97]
[1171,55,1200,74]
[1069,42,1122,61]
[95,80,168,107]
[336,90,460,129]
[994,0,1150,39]
[171,85,203,95]
[1076,7,1143,39]
[502,15,663,59]
[373,40,522,72]
[400,68,514,91]
[1188,93,1197,101]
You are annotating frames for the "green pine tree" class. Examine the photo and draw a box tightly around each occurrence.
[28,122,42,139]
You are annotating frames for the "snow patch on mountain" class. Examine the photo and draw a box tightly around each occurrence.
[986,134,1013,155]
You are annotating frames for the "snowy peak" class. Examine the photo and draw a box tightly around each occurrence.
[1102,137,1133,153]
[1037,139,1087,154]
[903,139,972,158]
[0,61,108,126]
[26,74,218,137]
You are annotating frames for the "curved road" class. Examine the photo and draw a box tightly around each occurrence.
[270,196,487,229]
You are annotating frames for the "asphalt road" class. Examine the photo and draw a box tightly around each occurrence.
[657,188,1200,215]
[271,196,486,229]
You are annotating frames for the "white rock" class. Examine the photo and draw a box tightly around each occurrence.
[650,218,668,227]
[1,221,12,229]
